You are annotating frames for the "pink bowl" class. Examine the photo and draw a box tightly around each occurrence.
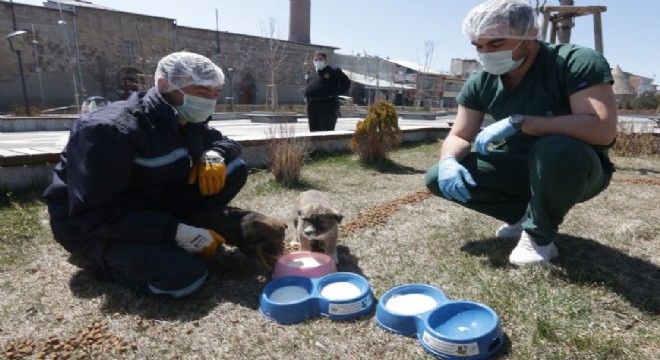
[272,251,337,279]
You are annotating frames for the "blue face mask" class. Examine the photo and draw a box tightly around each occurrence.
[175,90,217,123]
[477,41,526,75]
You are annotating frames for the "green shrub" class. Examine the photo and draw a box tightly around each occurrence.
[348,101,401,164]
[632,92,660,110]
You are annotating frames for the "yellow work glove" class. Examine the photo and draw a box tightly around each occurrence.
[175,224,226,258]
[187,150,227,196]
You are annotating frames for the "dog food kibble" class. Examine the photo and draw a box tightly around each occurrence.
[320,281,361,300]
[269,286,309,303]
[287,257,323,268]
[385,293,438,315]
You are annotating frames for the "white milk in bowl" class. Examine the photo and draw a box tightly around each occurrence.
[287,256,323,268]
[269,285,309,303]
[385,293,438,315]
[320,281,361,300]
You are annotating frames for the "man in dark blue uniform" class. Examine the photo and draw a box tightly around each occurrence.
[304,51,351,132]
[43,52,252,298]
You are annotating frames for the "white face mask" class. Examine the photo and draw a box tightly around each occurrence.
[175,89,217,123]
[313,60,326,71]
[477,41,526,75]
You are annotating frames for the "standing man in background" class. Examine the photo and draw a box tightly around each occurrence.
[304,51,351,132]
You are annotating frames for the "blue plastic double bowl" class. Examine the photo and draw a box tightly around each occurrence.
[260,277,503,360]
[259,272,374,324]
[375,284,504,360]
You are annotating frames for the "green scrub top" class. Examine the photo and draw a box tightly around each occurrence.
[457,41,614,154]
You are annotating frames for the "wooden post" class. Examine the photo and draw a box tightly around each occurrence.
[594,12,604,54]
[541,11,550,41]
[557,0,575,44]
[540,5,606,52]
[549,21,557,45]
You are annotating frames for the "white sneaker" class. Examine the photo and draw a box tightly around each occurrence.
[509,231,559,265]
[495,218,524,238]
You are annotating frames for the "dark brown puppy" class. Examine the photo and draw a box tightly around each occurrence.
[293,190,343,263]
[185,206,287,271]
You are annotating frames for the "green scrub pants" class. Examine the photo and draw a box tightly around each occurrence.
[424,136,614,245]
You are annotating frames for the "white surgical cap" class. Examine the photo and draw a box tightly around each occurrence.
[154,51,225,93]
[462,0,541,41]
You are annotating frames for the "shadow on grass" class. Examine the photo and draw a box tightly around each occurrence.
[336,244,366,277]
[460,235,660,314]
[309,241,365,276]
[67,249,271,321]
[612,166,660,175]
[360,157,427,175]
[67,245,366,321]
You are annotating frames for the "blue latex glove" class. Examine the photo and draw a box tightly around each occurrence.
[474,117,518,155]
[437,157,476,203]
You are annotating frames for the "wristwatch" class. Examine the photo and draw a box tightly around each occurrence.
[509,114,525,131]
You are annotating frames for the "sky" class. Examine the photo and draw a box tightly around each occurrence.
[13,0,660,82]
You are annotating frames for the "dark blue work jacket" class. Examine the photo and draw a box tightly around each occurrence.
[43,88,241,255]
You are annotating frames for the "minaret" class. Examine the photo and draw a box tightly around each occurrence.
[289,0,310,43]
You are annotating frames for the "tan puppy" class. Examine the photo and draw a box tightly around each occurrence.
[293,190,343,263]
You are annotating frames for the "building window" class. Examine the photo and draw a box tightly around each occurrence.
[123,42,135,55]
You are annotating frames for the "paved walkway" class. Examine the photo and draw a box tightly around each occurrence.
[0,116,455,150]
[0,115,454,189]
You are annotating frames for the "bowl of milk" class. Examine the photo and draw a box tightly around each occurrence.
[259,272,374,324]
[272,251,337,279]
[375,284,504,360]
[259,276,316,324]
[317,272,374,321]
[375,284,448,337]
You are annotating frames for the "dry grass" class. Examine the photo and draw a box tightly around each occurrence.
[1,141,659,359]
[612,123,659,157]
[265,124,312,186]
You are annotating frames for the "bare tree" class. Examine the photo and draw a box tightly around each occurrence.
[530,0,548,17]
[84,53,113,98]
[260,17,287,110]
[222,41,240,106]
[414,39,437,110]
[135,24,155,90]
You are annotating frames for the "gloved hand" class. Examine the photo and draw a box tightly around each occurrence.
[175,223,226,258]
[437,157,476,203]
[188,150,226,196]
[474,117,518,155]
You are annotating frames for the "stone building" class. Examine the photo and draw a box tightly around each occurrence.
[0,0,332,112]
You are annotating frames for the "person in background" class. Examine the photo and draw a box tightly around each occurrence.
[424,0,617,265]
[304,51,351,132]
[43,51,250,298]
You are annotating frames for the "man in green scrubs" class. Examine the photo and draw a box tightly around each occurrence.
[424,0,617,265]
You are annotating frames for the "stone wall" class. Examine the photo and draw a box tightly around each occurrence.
[0,1,334,113]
